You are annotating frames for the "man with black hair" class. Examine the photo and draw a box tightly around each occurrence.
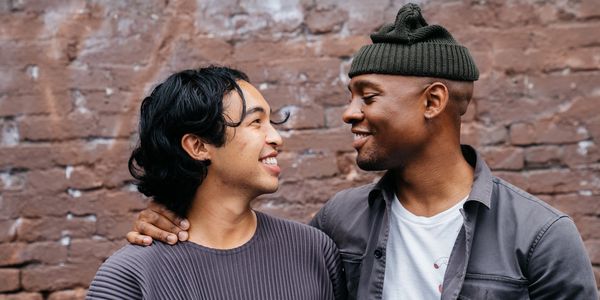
[125,4,597,299]
[87,66,347,300]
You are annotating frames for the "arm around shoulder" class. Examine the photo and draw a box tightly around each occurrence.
[527,216,598,299]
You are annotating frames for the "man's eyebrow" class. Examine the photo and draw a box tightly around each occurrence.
[348,80,383,92]
[243,106,267,119]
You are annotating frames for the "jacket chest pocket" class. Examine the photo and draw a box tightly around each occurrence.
[459,273,529,300]
[340,251,363,300]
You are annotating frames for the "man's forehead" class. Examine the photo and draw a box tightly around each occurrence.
[348,74,430,89]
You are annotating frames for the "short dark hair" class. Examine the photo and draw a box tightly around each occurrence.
[128,66,250,218]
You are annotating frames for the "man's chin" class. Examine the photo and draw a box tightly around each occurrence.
[356,159,386,171]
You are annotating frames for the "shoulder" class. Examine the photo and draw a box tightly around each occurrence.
[88,244,155,299]
[258,212,337,248]
[92,243,164,280]
[492,176,566,220]
[321,183,376,218]
[486,176,574,247]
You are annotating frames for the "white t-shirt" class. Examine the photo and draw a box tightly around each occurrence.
[382,194,467,299]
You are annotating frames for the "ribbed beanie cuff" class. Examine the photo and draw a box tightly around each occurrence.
[348,3,479,81]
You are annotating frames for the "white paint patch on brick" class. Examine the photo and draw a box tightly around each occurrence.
[578,190,592,196]
[259,83,269,90]
[0,171,24,190]
[1,119,19,147]
[85,215,97,222]
[65,166,73,179]
[105,87,114,96]
[577,126,588,136]
[8,217,22,239]
[26,65,39,81]
[72,89,90,114]
[67,188,82,198]
[66,213,73,220]
[577,141,593,155]
[85,138,115,150]
[60,235,71,246]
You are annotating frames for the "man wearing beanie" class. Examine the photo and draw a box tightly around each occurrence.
[126,3,597,299]
[310,3,597,299]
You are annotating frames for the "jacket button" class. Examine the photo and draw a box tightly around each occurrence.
[374,249,383,259]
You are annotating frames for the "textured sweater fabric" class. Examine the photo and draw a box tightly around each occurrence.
[87,211,347,300]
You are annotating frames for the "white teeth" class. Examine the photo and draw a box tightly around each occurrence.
[261,157,278,165]
[353,133,369,141]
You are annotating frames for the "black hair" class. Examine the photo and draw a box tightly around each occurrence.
[128,66,254,218]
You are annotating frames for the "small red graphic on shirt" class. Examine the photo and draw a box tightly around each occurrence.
[433,257,449,269]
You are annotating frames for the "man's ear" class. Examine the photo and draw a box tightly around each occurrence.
[181,134,211,161]
[423,82,449,120]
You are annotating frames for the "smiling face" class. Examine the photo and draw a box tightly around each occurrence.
[206,80,283,198]
[344,74,431,171]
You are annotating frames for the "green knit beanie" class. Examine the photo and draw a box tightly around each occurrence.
[348,3,479,81]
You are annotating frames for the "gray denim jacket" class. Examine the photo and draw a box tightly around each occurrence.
[310,145,597,300]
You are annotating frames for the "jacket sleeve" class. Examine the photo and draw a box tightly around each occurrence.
[527,216,598,299]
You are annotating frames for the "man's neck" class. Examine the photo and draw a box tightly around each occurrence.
[393,146,474,217]
[186,179,258,250]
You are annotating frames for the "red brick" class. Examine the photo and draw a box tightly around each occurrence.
[0,242,27,266]
[524,145,564,168]
[17,193,71,218]
[305,9,346,34]
[576,216,600,240]
[0,144,58,170]
[16,217,95,242]
[21,262,100,292]
[524,169,599,195]
[282,128,353,153]
[279,152,339,180]
[47,288,87,300]
[68,239,124,264]
[325,106,346,128]
[0,219,18,242]
[584,239,600,265]
[24,169,69,195]
[0,268,20,292]
[0,93,73,118]
[480,147,524,170]
[233,40,307,63]
[24,242,68,265]
[563,142,600,168]
[510,119,589,146]
[95,213,137,240]
[69,190,146,217]
[279,105,325,130]
[544,193,600,218]
[0,293,43,300]
[316,36,370,58]
[460,123,508,147]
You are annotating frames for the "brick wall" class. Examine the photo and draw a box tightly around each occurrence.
[1,0,599,298]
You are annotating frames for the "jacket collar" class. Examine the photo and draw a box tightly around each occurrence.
[368,145,493,209]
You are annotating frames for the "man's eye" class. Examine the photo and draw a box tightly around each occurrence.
[251,119,261,125]
[363,94,377,102]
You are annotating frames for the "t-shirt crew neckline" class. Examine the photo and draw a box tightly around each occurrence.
[180,210,264,255]
[394,195,469,226]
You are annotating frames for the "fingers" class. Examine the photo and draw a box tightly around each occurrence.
[134,218,179,245]
[126,231,153,246]
[148,202,190,230]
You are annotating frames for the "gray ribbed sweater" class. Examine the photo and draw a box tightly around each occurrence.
[87,211,347,300]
